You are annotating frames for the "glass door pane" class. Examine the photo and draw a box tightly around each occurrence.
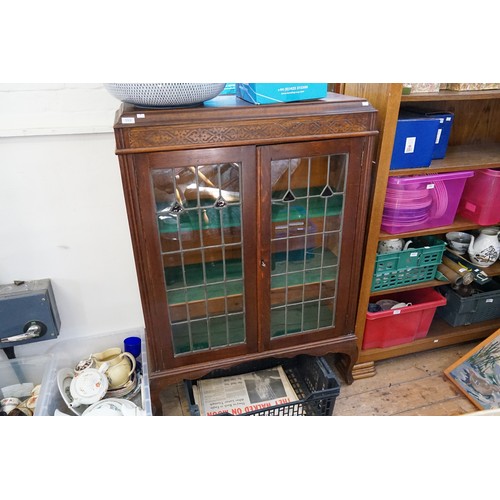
[269,154,347,338]
[152,162,246,355]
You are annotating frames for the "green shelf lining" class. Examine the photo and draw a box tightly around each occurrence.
[166,249,338,305]
[172,314,246,355]
[270,301,335,338]
[171,301,336,353]
[157,189,344,234]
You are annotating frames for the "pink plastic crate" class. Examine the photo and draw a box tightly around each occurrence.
[362,288,447,349]
[457,168,500,226]
[381,171,474,234]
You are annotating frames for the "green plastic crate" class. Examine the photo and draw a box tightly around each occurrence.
[371,235,446,292]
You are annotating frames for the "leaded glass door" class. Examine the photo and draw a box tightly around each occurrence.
[259,139,364,349]
[135,147,258,370]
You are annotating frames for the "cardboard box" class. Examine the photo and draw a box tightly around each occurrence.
[219,83,236,95]
[236,83,327,105]
[446,83,500,91]
[406,83,440,93]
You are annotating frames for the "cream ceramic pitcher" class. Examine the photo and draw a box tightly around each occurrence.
[468,228,500,267]
[91,347,136,389]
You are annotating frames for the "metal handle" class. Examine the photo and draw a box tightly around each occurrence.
[0,324,42,344]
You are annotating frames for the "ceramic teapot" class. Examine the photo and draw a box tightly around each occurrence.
[468,228,500,268]
[69,363,109,408]
[377,239,413,254]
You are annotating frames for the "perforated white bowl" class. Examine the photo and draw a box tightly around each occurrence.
[104,83,226,108]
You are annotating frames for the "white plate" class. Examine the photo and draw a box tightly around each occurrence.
[56,368,86,416]
[82,398,144,417]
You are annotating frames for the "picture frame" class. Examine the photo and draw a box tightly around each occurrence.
[445,328,500,410]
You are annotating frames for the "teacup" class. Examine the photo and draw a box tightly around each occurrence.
[91,348,136,390]
[1,397,21,414]
[74,357,96,376]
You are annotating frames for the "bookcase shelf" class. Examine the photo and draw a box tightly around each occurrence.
[341,83,500,378]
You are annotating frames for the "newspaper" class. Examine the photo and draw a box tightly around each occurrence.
[194,365,299,416]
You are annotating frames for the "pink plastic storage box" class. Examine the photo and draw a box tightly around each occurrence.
[457,168,500,225]
[362,288,447,349]
[381,171,474,234]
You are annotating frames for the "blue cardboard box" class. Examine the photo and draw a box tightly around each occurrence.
[220,83,236,95]
[390,112,441,170]
[236,83,327,105]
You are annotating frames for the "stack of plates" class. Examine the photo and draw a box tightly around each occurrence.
[382,184,433,228]
[382,180,449,230]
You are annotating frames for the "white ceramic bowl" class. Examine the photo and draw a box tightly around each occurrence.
[104,83,226,108]
[446,231,472,254]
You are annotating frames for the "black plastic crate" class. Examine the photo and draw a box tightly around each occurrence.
[184,355,340,416]
[436,277,500,326]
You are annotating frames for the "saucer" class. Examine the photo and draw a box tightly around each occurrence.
[105,371,138,399]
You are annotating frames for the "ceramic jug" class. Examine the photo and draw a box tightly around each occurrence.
[468,228,500,267]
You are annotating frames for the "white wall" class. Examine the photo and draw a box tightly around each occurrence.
[0,84,144,359]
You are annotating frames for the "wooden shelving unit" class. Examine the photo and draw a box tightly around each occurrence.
[341,84,500,379]
[388,144,500,176]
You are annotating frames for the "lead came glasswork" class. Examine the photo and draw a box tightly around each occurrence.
[270,154,347,338]
[152,163,245,355]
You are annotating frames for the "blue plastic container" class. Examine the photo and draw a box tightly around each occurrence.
[403,109,454,159]
[390,112,441,169]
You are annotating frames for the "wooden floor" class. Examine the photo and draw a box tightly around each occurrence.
[159,340,481,416]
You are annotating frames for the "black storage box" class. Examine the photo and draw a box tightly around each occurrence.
[185,355,340,416]
[436,277,500,326]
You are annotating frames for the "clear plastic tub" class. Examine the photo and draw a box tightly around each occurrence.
[0,354,55,416]
[381,171,475,234]
[458,168,500,225]
[40,329,152,416]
